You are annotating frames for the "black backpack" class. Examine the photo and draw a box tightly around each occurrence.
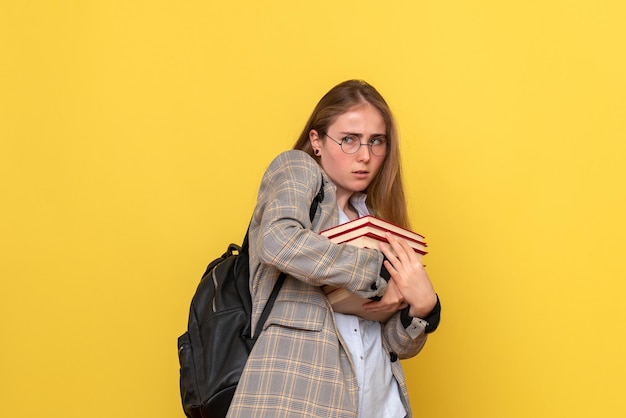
[177,184,323,418]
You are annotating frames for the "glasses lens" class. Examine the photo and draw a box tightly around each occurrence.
[371,142,388,156]
[341,136,361,154]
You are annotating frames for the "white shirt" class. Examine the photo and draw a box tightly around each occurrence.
[334,193,406,418]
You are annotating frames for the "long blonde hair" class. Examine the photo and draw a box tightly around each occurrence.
[292,80,410,229]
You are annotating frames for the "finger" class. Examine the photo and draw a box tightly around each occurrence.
[362,300,387,311]
[397,237,415,257]
[384,233,403,254]
[385,233,412,261]
[379,241,399,264]
[383,259,397,274]
[388,234,426,272]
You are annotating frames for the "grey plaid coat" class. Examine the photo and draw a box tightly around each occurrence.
[226,150,428,418]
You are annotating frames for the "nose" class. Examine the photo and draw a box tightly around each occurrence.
[355,143,371,161]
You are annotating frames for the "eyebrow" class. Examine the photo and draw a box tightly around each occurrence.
[339,132,387,138]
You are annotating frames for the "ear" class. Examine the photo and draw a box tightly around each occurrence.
[309,129,322,152]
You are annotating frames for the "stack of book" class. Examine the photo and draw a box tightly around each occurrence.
[319,215,427,322]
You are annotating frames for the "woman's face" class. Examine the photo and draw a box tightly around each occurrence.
[310,102,387,204]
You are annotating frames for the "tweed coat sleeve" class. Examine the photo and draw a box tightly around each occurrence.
[382,311,428,359]
[248,150,389,304]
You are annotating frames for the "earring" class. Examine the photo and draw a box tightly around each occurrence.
[314,149,320,156]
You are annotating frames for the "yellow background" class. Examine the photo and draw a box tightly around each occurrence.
[2,1,625,417]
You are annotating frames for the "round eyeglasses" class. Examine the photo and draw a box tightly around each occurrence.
[323,133,388,157]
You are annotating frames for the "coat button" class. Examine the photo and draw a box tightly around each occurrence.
[370,282,378,290]
[389,352,398,362]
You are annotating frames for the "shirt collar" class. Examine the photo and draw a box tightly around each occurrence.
[337,192,369,225]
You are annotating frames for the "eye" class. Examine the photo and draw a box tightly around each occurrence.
[341,135,358,145]
[370,136,386,146]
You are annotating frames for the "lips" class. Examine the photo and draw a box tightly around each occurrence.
[352,170,369,179]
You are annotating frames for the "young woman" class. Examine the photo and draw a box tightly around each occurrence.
[227,80,441,418]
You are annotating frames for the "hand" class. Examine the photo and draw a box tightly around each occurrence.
[379,233,437,318]
[363,277,408,313]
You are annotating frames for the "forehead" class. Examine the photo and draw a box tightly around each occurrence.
[330,103,386,133]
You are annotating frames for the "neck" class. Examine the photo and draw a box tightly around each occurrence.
[337,193,359,221]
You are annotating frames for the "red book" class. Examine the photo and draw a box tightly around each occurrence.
[321,216,427,322]
[320,215,426,249]
[329,232,427,256]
